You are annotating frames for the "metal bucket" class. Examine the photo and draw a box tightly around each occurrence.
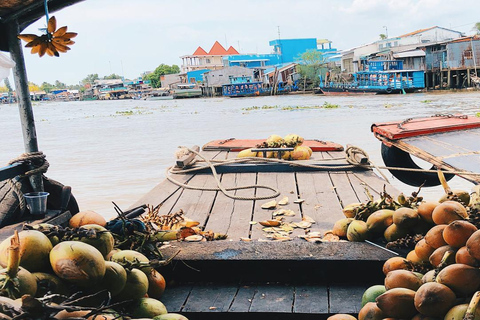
[24,192,49,216]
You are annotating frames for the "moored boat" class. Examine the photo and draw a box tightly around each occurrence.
[318,60,425,95]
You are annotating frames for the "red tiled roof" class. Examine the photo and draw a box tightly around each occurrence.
[226,46,239,55]
[399,26,436,38]
[193,46,208,55]
[208,41,228,55]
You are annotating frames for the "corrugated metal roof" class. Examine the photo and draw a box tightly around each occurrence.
[399,26,436,38]
[393,49,426,58]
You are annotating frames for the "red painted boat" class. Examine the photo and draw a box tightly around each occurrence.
[203,138,344,152]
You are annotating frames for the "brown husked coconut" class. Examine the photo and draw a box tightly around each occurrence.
[384,269,422,291]
[417,202,438,224]
[443,220,477,248]
[69,210,106,228]
[424,224,448,249]
[431,201,467,225]
[436,264,480,296]
[455,246,480,267]
[466,229,480,261]
[382,257,410,275]
[376,287,417,319]
[358,302,385,320]
[414,282,456,317]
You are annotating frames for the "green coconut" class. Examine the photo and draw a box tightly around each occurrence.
[131,297,168,318]
[98,261,127,296]
[0,230,52,272]
[50,241,105,287]
[76,224,114,257]
[361,285,387,307]
[115,268,148,301]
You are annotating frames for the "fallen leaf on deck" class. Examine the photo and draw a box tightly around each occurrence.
[322,232,340,242]
[266,234,292,241]
[249,221,257,225]
[259,220,281,227]
[294,221,312,229]
[209,307,217,310]
[306,238,323,243]
[302,215,316,223]
[273,209,296,217]
[261,200,277,209]
[185,235,203,242]
[314,204,322,209]
[278,197,289,206]
[240,237,252,242]
[294,199,305,204]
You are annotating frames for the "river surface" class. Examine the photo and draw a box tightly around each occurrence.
[1,91,479,219]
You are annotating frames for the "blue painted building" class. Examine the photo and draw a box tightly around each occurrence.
[186,69,210,83]
[223,38,339,68]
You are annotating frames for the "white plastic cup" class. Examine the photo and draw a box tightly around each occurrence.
[24,192,49,216]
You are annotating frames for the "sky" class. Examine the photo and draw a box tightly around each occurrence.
[2,0,480,86]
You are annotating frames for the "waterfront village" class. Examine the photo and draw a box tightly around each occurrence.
[1,25,480,102]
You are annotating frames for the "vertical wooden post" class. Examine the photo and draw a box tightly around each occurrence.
[447,69,451,89]
[467,68,471,87]
[7,20,44,192]
[456,70,460,88]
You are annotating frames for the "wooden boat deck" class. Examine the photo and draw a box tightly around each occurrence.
[131,148,400,319]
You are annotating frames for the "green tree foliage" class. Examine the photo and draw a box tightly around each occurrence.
[103,73,122,80]
[41,82,55,93]
[297,49,327,89]
[82,73,99,85]
[144,64,180,88]
[379,33,387,40]
[473,22,480,35]
[54,80,67,89]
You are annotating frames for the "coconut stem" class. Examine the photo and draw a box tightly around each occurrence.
[464,291,480,320]
[438,170,452,195]
[6,231,20,279]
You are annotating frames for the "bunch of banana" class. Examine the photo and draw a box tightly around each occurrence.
[17,16,77,57]
[284,134,304,148]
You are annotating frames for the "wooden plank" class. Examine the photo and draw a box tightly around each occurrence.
[159,241,395,262]
[250,171,299,240]
[323,151,363,208]
[161,284,193,313]
[228,285,256,312]
[329,285,366,314]
[294,285,329,314]
[165,151,225,227]
[206,172,256,239]
[296,170,344,233]
[249,284,294,313]
[350,170,400,199]
[183,284,237,312]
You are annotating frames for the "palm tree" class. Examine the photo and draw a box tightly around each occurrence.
[379,34,387,40]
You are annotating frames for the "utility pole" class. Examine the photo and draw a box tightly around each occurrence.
[383,26,388,38]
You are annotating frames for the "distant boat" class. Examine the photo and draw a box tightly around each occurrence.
[172,84,202,99]
[318,60,425,95]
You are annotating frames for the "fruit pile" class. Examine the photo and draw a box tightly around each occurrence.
[0,210,188,320]
[237,134,312,160]
[328,184,480,320]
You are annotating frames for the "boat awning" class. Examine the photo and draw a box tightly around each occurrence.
[393,50,426,58]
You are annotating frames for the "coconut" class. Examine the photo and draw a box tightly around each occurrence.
[466,229,480,260]
[414,282,456,317]
[153,314,189,320]
[0,230,52,272]
[429,245,456,267]
[376,287,417,319]
[366,209,394,234]
[361,285,386,307]
[130,297,168,318]
[98,261,127,296]
[406,250,426,264]
[431,201,467,225]
[393,207,419,229]
[443,220,477,248]
[382,257,410,275]
[439,190,471,206]
[414,239,436,261]
[332,218,354,238]
[358,302,385,320]
[422,270,436,284]
[69,210,107,228]
[417,202,438,224]
[456,246,480,267]
[424,224,448,249]
[32,272,70,297]
[115,268,148,301]
[444,303,480,320]
[77,224,114,257]
[110,250,151,274]
[147,269,166,299]
[0,267,37,298]
[436,264,480,296]
[384,269,422,291]
[347,220,369,242]
[326,315,357,320]
[383,223,408,242]
[50,241,105,287]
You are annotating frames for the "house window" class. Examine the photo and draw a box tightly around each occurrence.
[206,58,211,64]
[394,41,398,46]
[464,50,473,59]
[379,44,384,49]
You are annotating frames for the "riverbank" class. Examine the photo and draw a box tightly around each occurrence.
[1,91,479,219]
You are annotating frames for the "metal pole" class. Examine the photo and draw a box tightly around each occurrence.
[7,19,44,192]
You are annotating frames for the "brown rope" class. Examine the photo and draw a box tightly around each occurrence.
[6,151,49,213]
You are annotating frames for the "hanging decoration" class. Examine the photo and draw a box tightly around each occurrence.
[16,0,77,58]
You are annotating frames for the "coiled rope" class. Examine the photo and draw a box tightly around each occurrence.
[166,146,480,201]
[7,152,49,212]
